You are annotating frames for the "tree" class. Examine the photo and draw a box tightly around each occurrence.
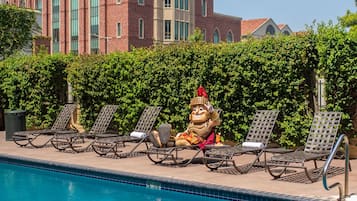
[339,1,357,40]
[0,5,36,60]
[189,28,204,42]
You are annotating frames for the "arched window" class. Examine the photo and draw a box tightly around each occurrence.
[213,29,220,43]
[266,25,275,35]
[226,31,233,43]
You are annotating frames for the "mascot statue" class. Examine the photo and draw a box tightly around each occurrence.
[175,86,221,149]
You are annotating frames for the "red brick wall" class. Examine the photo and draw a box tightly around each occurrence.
[194,0,214,18]
[196,15,241,43]
[100,0,130,52]
[60,0,68,54]
[127,0,153,50]
[195,0,241,42]
[42,1,50,36]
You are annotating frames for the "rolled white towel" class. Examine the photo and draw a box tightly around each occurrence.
[242,142,264,149]
[130,131,147,138]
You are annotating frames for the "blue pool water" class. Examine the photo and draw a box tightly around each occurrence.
[0,162,225,201]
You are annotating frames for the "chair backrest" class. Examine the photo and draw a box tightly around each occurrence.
[134,106,162,135]
[89,105,118,135]
[158,123,172,145]
[245,110,280,146]
[304,112,342,154]
[51,104,77,131]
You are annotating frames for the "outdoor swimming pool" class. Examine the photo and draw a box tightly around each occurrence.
[0,155,315,201]
[1,162,225,201]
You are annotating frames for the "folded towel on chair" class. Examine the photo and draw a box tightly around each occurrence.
[242,142,264,148]
[130,131,147,138]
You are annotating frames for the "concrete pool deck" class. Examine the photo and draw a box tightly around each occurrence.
[0,131,356,201]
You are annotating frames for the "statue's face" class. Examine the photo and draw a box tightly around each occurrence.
[191,104,210,123]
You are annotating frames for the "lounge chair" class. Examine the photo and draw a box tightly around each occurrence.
[91,106,162,158]
[50,104,118,153]
[202,110,279,173]
[146,109,223,167]
[146,138,202,167]
[266,111,342,182]
[12,104,77,148]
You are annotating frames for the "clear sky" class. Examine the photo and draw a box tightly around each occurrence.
[214,0,356,32]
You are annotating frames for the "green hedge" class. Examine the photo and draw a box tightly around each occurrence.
[0,54,71,128]
[67,35,317,147]
[315,24,357,136]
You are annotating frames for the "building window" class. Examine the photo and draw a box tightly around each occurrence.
[266,25,275,35]
[139,18,144,39]
[213,29,220,43]
[90,0,99,54]
[184,22,188,40]
[35,0,42,28]
[52,0,60,53]
[117,22,121,37]
[201,0,207,17]
[226,31,233,43]
[174,0,188,10]
[174,21,189,41]
[174,21,179,40]
[179,21,184,40]
[116,0,121,4]
[164,0,170,7]
[283,30,290,35]
[138,0,144,5]
[164,20,171,39]
[35,0,42,10]
[53,28,59,48]
[71,0,79,54]
[184,0,188,10]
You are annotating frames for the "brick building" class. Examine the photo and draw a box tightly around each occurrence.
[4,0,241,54]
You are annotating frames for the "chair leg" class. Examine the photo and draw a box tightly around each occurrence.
[313,160,318,169]
[203,153,228,171]
[92,141,117,156]
[147,147,173,164]
[304,166,320,183]
[13,136,30,147]
[28,135,53,148]
[266,164,287,179]
[231,152,260,174]
[51,137,71,151]
[69,137,92,153]
[178,149,202,167]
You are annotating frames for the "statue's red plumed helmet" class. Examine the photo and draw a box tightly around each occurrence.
[190,85,209,108]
